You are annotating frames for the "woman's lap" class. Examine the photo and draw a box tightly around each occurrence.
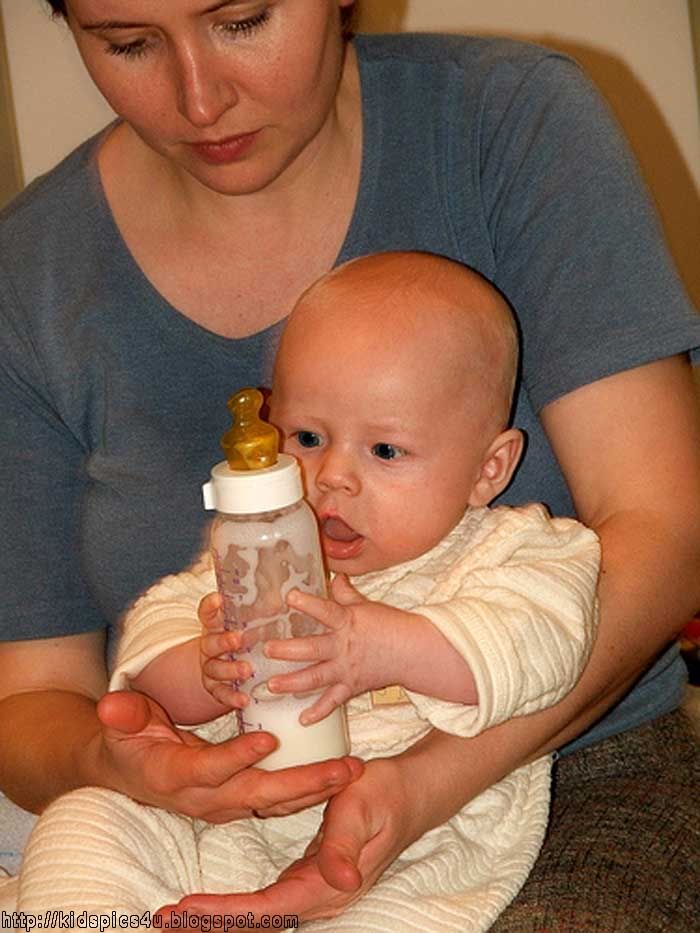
[491,709,700,932]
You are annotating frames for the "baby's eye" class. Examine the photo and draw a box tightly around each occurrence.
[372,443,406,461]
[295,431,323,449]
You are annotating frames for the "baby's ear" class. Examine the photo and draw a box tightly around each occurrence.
[468,429,524,508]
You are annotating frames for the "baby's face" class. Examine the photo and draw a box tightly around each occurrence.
[271,311,494,576]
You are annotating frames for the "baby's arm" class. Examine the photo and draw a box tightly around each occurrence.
[409,508,600,736]
[113,557,248,725]
[266,506,601,734]
[131,624,249,725]
[264,574,479,724]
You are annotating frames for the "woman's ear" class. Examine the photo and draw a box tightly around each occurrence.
[468,429,524,508]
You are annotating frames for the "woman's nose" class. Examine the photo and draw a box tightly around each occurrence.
[174,42,238,128]
[315,450,361,496]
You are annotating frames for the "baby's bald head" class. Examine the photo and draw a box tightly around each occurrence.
[276,252,518,438]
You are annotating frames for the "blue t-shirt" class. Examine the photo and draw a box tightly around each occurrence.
[1,34,699,752]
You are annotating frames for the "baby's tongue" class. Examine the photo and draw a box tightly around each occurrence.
[323,516,360,542]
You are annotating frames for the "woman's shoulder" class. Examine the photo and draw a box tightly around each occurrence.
[0,127,122,317]
[0,127,110,246]
[353,32,588,135]
[354,31,574,81]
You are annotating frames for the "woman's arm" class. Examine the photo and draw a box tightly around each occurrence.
[528,354,700,746]
[0,631,108,811]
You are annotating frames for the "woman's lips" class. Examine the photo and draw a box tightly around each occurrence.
[189,130,259,165]
[321,516,364,561]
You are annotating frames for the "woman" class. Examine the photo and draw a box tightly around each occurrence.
[2,0,699,926]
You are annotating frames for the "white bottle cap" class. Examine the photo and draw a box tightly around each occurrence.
[202,454,303,515]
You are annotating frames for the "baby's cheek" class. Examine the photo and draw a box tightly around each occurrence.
[294,461,321,508]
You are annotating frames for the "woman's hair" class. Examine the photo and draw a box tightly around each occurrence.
[46,2,357,30]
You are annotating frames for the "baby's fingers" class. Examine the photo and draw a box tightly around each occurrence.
[202,654,252,684]
[330,573,367,606]
[266,661,336,697]
[287,589,349,631]
[198,592,224,630]
[265,633,336,664]
[205,680,250,710]
[298,686,350,725]
[200,628,243,661]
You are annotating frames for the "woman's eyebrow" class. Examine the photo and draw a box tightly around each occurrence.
[80,21,149,32]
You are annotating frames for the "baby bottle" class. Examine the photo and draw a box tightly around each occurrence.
[202,388,350,770]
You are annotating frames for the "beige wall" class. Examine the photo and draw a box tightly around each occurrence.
[0,6,23,206]
[2,0,699,302]
[1,0,115,185]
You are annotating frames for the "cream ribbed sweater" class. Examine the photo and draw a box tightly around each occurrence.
[17,505,599,932]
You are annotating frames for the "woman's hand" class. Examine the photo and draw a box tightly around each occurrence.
[0,632,357,816]
[156,753,424,925]
[94,689,364,823]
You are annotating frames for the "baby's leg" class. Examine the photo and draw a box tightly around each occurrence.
[197,816,303,896]
[18,787,200,917]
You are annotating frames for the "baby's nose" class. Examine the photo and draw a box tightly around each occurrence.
[315,449,361,495]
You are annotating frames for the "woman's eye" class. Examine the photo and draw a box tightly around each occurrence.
[218,9,271,40]
[372,443,405,461]
[107,40,151,60]
[105,9,271,59]
[296,431,322,449]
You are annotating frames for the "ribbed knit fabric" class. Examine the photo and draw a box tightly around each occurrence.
[16,505,600,931]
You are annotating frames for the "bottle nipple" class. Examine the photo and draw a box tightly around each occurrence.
[221,387,279,471]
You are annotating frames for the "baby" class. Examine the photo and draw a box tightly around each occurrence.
[203,250,526,726]
[19,253,600,933]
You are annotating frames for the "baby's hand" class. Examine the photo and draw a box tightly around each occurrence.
[199,592,253,710]
[264,575,397,723]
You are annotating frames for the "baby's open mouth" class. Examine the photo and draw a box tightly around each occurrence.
[322,516,361,542]
[321,516,364,561]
